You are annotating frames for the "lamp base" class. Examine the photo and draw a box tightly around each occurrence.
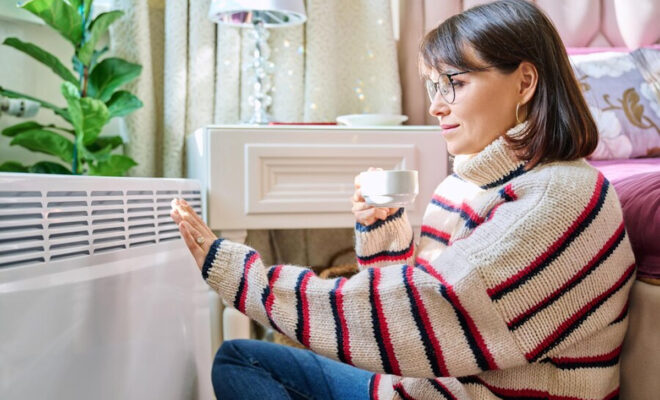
[244,109,272,125]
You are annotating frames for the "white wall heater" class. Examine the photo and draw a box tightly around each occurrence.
[0,173,215,400]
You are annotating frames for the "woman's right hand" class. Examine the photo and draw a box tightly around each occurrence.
[352,168,399,226]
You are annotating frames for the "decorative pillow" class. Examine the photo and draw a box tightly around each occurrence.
[570,49,660,160]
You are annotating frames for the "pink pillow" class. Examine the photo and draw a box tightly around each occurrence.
[566,44,660,55]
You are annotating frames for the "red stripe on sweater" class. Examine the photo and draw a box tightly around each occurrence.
[393,382,415,400]
[603,387,619,400]
[550,345,622,365]
[373,268,402,375]
[335,278,353,364]
[433,379,459,400]
[404,266,450,376]
[370,374,381,400]
[466,376,593,399]
[299,272,313,348]
[612,301,629,322]
[526,263,635,361]
[503,184,518,200]
[238,252,260,313]
[488,173,606,298]
[357,243,414,266]
[265,265,283,328]
[421,225,451,242]
[417,258,499,371]
[507,222,625,328]
[432,194,485,225]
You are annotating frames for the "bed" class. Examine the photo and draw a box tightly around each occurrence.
[588,159,660,399]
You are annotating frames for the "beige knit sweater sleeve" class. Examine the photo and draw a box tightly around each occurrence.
[353,207,415,270]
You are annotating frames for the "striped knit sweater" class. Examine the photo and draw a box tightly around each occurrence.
[202,124,635,400]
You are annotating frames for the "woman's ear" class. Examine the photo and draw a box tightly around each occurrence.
[518,61,538,105]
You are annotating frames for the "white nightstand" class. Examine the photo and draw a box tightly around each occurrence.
[186,124,447,347]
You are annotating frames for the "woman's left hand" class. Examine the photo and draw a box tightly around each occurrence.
[170,198,218,271]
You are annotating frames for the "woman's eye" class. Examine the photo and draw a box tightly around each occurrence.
[453,81,466,88]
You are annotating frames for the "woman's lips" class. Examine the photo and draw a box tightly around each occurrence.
[440,124,459,133]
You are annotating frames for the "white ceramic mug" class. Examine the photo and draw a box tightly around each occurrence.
[359,169,419,207]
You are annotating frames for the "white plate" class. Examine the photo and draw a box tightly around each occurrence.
[336,114,408,126]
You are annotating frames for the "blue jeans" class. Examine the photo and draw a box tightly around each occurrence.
[212,339,374,400]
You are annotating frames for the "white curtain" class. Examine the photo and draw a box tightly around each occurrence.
[110,0,401,178]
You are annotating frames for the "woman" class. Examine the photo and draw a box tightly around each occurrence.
[171,1,634,398]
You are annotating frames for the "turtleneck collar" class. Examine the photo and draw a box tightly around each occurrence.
[452,122,528,189]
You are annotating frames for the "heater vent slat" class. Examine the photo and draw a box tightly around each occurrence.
[47,191,86,197]
[0,213,43,222]
[0,191,41,198]
[91,190,123,196]
[0,239,45,254]
[0,177,199,269]
[0,202,42,210]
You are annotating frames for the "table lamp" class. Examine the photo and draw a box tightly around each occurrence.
[209,0,307,124]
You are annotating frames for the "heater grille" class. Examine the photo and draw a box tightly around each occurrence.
[0,182,202,269]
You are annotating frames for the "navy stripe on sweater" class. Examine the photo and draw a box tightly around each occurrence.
[609,301,629,326]
[416,259,497,372]
[369,268,400,375]
[294,270,313,347]
[541,345,621,370]
[402,265,449,377]
[480,164,526,189]
[261,266,283,333]
[527,263,635,362]
[233,250,257,310]
[329,277,351,364]
[355,207,404,232]
[430,196,484,229]
[202,238,224,280]
[508,223,626,330]
[489,175,610,301]
[357,238,414,264]
[429,379,458,400]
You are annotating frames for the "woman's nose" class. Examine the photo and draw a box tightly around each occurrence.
[428,94,450,118]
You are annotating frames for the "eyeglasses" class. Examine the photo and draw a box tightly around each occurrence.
[424,66,495,104]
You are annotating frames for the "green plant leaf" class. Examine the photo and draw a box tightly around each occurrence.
[106,90,143,118]
[3,37,78,84]
[21,0,83,46]
[0,161,29,173]
[79,98,110,144]
[88,154,137,176]
[0,86,70,122]
[88,58,142,101]
[29,161,72,174]
[79,142,112,162]
[10,129,74,163]
[88,135,124,152]
[61,82,109,145]
[2,121,43,137]
[77,11,124,65]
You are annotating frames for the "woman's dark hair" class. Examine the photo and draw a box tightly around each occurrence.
[419,0,598,167]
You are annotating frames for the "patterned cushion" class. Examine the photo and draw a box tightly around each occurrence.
[570,49,660,160]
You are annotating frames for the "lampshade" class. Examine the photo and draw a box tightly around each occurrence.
[208,0,307,27]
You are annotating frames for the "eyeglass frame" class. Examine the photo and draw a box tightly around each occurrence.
[424,66,497,104]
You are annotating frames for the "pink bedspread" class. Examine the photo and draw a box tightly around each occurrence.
[588,158,660,279]
[588,159,660,182]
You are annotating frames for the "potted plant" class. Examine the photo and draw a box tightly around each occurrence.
[0,0,142,176]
